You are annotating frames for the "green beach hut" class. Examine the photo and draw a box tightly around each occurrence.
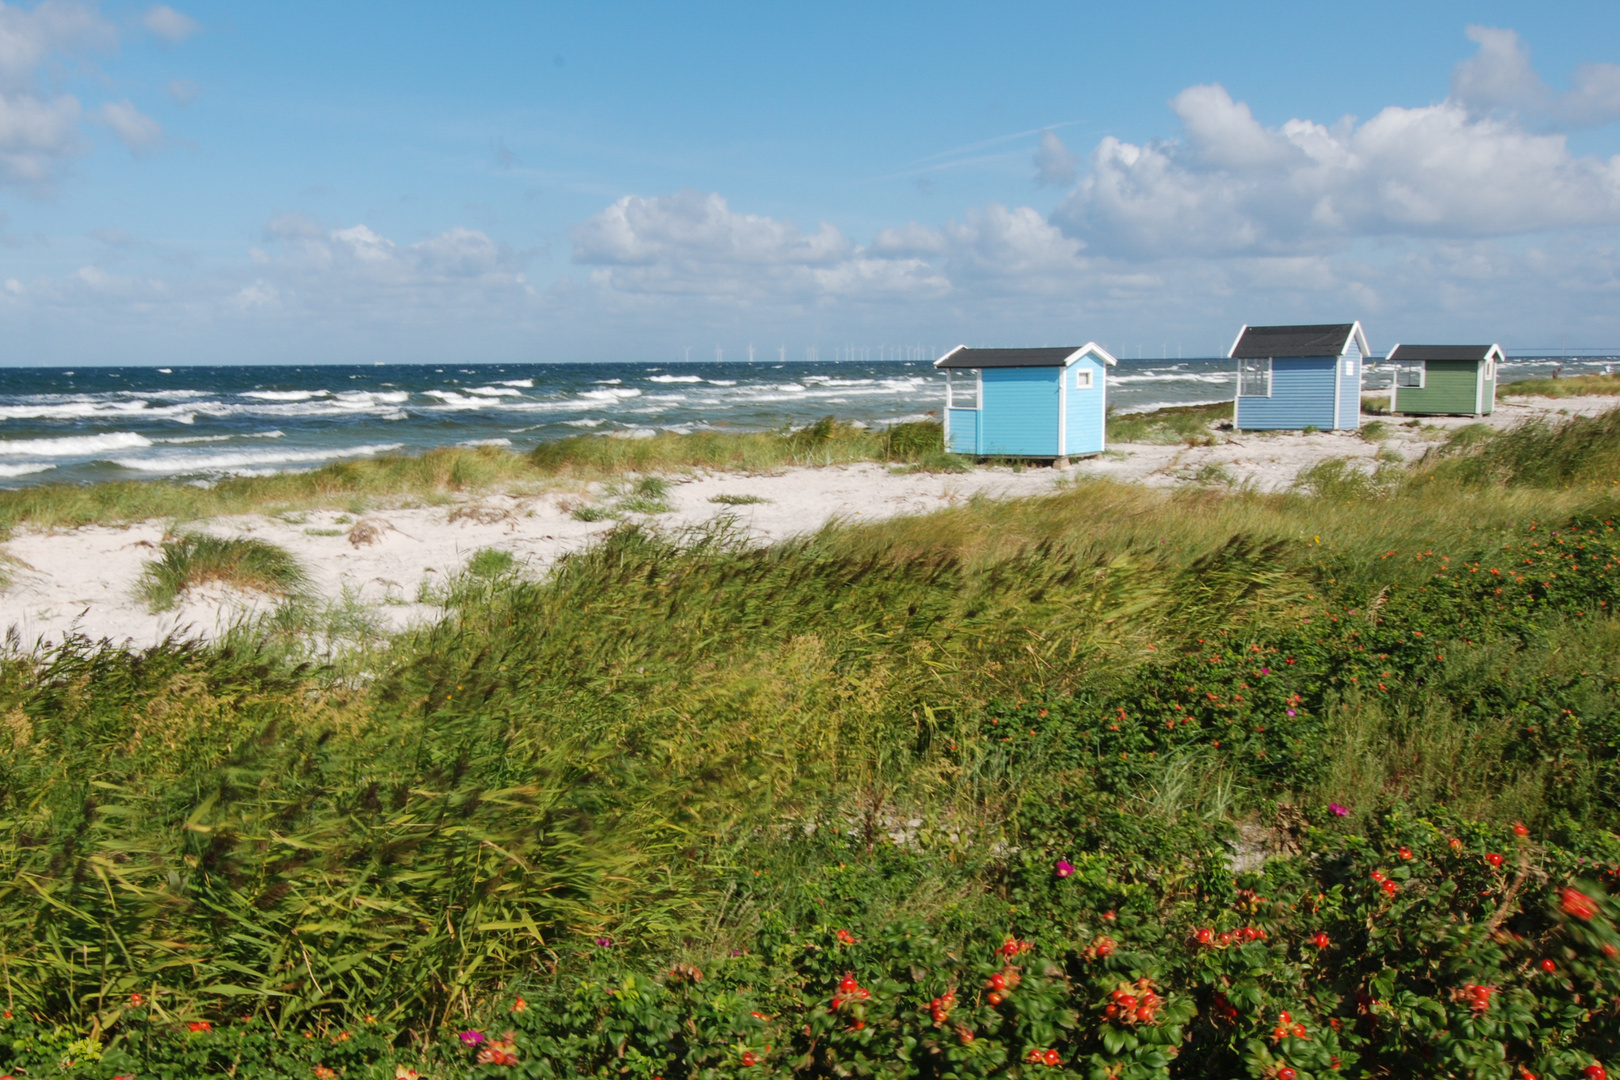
[1386,344,1502,417]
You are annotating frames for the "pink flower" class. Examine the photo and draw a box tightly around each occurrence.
[459,1030,485,1047]
[1055,859,1075,879]
[1286,708,1297,716]
[1328,803,1349,817]
[1261,667,1270,674]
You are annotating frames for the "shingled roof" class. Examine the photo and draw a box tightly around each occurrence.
[1229,322,1370,359]
[934,344,1117,369]
[1386,344,1503,362]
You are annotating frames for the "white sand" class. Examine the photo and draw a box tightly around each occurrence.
[3,394,1612,651]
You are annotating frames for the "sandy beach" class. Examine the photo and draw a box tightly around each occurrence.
[2,393,1612,650]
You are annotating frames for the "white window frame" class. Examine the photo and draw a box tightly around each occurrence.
[1394,361,1425,389]
[947,368,981,409]
[1238,357,1272,397]
[1075,366,1093,390]
[1484,357,1496,381]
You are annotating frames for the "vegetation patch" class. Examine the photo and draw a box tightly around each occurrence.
[135,533,310,611]
[1106,401,1230,444]
[710,492,771,505]
[1499,371,1620,398]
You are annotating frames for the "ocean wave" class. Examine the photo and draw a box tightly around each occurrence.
[497,379,534,388]
[580,387,643,401]
[0,431,153,456]
[1110,372,1232,384]
[648,375,702,383]
[706,379,737,386]
[562,418,604,427]
[0,462,54,478]
[240,389,330,401]
[467,386,524,397]
[110,442,406,474]
[0,400,205,421]
[459,437,513,447]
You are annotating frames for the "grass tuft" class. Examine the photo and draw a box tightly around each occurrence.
[1499,372,1620,398]
[136,533,310,612]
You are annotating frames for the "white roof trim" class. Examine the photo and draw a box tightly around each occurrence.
[1384,342,1402,361]
[932,344,968,368]
[1485,343,1505,363]
[1346,321,1371,358]
[1062,341,1119,367]
[1226,324,1249,359]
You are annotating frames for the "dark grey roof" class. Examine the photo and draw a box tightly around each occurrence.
[1387,344,1500,362]
[1230,324,1357,358]
[935,346,1080,369]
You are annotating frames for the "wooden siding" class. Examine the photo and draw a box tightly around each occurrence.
[1235,357,1336,430]
[946,408,979,454]
[1336,339,1363,430]
[1394,360,1485,416]
[1480,364,1495,415]
[1064,357,1107,455]
[981,367,1060,456]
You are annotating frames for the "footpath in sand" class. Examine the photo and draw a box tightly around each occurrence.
[1,394,1612,650]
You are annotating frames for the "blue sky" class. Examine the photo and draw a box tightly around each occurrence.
[2,1,1619,365]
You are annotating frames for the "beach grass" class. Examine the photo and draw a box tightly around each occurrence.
[4,408,1620,1073]
[1498,371,1620,398]
[0,420,954,538]
[1104,400,1230,444]
[135,532,311,611]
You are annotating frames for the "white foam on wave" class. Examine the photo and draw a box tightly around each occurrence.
[594,378,622,385]
[706,379,738,386]
[334,390,408,407]
[0,431,153,456]
[0,400,203,422]
[1111,372,1232,385]
[241,389,330,401]
[580,387,643,401]
[562,418,604,428]
[648,375,702,383]
[111,442,406,474]
[466,386,523,397]
[0,462,54,477]
[459,437,513,447]
[497,379,535,388]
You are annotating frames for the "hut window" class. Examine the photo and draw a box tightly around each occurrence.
[1238,357,1271,397]
[1343,356,1358,377]
[1075,367,1093,389]
[1395,361,1425,388]
[1484,357,1496,381]
[948,369,980,408]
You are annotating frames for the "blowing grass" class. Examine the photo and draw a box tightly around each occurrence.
[135,533,311,611]
[1499,371,1620,398]
[6,410,1620,1073]
[1413,406,1620,489]
[1104,400,1230,444]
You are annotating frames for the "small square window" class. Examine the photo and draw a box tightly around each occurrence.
[1075,367,1093,389]
[1238,357,1271,397]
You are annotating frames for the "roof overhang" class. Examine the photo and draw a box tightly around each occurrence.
[1228,321,1370,359]
[1385,343,1504,363]
[934,344,1114,369]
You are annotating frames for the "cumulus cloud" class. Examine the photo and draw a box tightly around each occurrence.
[1053,81,1620,258]
[143,4,199,44]
[101,99,163,154]
[1451,26,1620,127]
[1033,130,1077,187]
[0,1,186,189]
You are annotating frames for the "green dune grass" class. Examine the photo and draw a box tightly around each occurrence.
[2,409,1620,1075]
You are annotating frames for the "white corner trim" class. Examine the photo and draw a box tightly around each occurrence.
[933,344,968,368]
[1226,324,1250,359]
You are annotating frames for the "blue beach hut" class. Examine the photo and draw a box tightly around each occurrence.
[1228,322,1370,431]
[935,343,1117,462]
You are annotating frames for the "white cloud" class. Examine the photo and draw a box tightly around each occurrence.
[167,77,198,105]
[1033,130,1077,187]
[1053,81,1620,258]
[101,99,163,154]
[1451,26,1620,127]
[572,190,850,267]
[142,4,199,44]
[0,90,82,184]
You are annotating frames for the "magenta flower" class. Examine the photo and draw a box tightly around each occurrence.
[1286,708,1297,717]
[459,1030,485,1047]
[1055,859,1075,879]
[1261,667,1270,674]
[1328,803,1350,818]
[595,937,614,947]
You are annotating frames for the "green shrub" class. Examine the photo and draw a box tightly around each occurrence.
[135,533,309,611]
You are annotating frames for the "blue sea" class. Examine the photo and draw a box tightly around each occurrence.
[0,355,1612,487]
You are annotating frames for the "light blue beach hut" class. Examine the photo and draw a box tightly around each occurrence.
[1229,322,1370,431]
[935,343,1117,461]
